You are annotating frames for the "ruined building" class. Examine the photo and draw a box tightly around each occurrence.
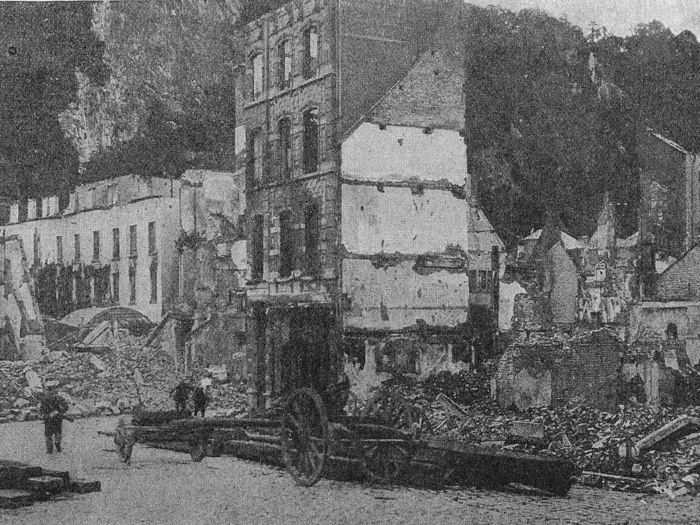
[237,0,472,410]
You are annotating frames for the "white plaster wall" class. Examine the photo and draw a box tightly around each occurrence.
[3,197,180,322]
[499,280,527,331]
[341,185,468,255]
[342,123,467,185]
[342,259,469,330]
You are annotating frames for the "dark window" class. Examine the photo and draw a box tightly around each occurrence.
[279,118,292,178]
[150,262,158,304]
[304,203,320,275]
[129,266,136,304]
[112,228,120,259]
[129,225,137,256]
[479,270,488,290]
[303,26,319,79]
[252,215,264,280]
[56,236,63,264]
[278,40,292,89]
[74,234,80,262]
[247,129,264,183]
[251,52,263,98]
[279,211,293,278]
[112,272,119,302]
[148,221,156,255]
[93,231,100,260]
[33,231,40,266]
[469,270,477,291]
[303,108,319,173]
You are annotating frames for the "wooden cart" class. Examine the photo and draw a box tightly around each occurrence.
[113,387,577,496]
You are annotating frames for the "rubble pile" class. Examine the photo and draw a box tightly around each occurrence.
[372,369,700,493]
[0,336,248,423]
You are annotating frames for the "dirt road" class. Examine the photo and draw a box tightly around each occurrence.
[0,418,698,524]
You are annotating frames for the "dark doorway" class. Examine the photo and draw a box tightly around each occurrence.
[281,307,332,395]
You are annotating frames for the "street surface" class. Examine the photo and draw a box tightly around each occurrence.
[0,417,698,524]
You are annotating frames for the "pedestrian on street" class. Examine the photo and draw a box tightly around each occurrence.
[193,372,213,417]
[39,385,69,454]
[170,377,194,415]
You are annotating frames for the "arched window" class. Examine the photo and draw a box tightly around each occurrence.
[666,323,678,340]
[303,108,319,173]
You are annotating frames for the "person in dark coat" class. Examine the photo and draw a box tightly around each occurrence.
[192,372,213,417]
[170,377,194,415]
[39,385,69,454]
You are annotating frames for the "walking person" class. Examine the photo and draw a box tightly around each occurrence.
[170,377,194,416]
[39,385,69,454]
[192,372,213,417]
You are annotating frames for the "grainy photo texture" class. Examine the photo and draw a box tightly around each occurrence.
[0,1,699,523]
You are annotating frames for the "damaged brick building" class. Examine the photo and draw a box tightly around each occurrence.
[237,0,473,410]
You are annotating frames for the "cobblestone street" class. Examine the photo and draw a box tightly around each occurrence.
[0,418,697,524]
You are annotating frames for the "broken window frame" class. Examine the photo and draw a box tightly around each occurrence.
[148,221,157,255]
[279,210,294,278]
[479,270,488,291]
[74,233,80,263]
[112,228,120,260]
[278,117,292,179]
[247,128,265,184]
[304,203,320,276]
[129,224,137,257]
[128,265,136,305]
[150,261,158,304]
[303,108,319,174]
[112,271,119,303]
[56,236,63,264]
[277,39,292,89]
[93,230,100,261]
[250,52,264,99]
[302,26,319,79]
[251,214,265,281]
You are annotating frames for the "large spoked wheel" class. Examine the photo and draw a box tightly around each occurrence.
[357,440,412,485]
[189,432,208,462]
[362,391,426,438]
[280,388,329,487]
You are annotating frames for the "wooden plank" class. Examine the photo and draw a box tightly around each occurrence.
[635,416,700,453]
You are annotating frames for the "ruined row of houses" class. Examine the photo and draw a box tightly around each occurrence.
[495,128,700,412]
[3,0,696,416]
[0,0,505,412]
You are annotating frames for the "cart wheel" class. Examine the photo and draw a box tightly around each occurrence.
[189,433,208,462]
[280,388,329,487]
[363,391,426,438]
[357,440,412,485]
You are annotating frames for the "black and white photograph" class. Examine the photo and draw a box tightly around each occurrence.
[1,0,700,523]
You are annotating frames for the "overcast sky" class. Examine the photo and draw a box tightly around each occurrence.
[466,0,700,36]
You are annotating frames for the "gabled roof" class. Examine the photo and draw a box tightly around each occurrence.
[522,229,584,251]
[364,49,465,132]
[468,205,505,253]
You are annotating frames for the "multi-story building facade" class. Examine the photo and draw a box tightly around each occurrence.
[238,0,471,410]
[2,175,181,323]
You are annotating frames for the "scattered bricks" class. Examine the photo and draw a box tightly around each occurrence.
[69,479,101,494]
[0,461,43,489]
[0,489,33,509]
[40,469,70,489]
[636,416,700,454]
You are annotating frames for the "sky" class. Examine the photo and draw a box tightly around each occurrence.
[466,0,700,36]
